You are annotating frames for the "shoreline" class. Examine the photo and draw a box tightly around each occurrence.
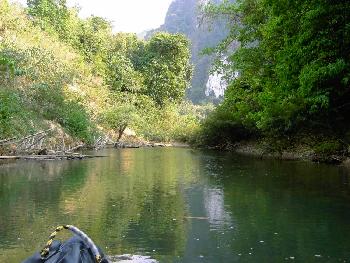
[3,132,348,166]
[204,140,350,166]
[115,140,190,149]
[0,132,190,162]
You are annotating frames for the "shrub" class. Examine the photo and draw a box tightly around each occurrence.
[59,101,95,143]
[314,140,343,155]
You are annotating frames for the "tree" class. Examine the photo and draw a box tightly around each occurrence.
[105,53,144,93]
[27,0,69,35]
[100,105,138,142]
[105,34,144,93]
[139,32,193,106]
[76,16,113,75]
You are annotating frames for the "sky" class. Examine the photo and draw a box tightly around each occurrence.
[13,0,174,33]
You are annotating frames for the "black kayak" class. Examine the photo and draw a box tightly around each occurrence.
[22,225,109,263]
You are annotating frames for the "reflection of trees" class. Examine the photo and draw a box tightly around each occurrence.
[203,154,350,261]
[3,149,350,262]
[0,160,91,262]
[68,148,199,257]
[0,148,201,262]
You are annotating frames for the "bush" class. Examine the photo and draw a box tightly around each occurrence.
[0,89,20,137]
[59,101,95,143]
[314,140,343,155]
[195,108,254,147]
[0,89,37,138]
[133,100,201,142]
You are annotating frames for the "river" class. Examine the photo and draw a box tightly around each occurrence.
[0,148,350,262]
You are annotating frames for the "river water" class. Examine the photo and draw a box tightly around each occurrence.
[1,148,350,262]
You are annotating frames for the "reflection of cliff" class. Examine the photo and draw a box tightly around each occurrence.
[203,188,231,228]
[203,154,350,262]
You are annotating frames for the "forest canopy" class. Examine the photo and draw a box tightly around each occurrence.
[199,0,350,147]
[0,0,201,144]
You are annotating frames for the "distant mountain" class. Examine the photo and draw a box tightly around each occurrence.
[146,0,229,104]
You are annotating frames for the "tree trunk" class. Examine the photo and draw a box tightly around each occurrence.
[116,125,127,142]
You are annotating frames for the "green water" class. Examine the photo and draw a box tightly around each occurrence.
[1,148,350,262]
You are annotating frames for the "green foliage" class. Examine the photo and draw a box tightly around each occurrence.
[0,89,38,138]
[134,101,201,142]
[314,140,343,156]
[100,104,139,141]
[0,1,94,142]
[27,83,95,142]
[27,0,69,36]
[138,33,193,106]
[200,0,350,145]
[0,53,16,77]
[58,101,95,143]
[0,89,20,137]
[148,0,230,103]
[105,53,144,93]
[195,103,253,147]
[0,0,197,145]
[27,0,114,74]
[26,0,195,111]
[77,16,112,69]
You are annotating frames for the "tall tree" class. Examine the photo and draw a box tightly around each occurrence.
[139,33,192,106]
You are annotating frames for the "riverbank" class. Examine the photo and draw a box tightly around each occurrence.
[115,139,189,149]
[207,139,349,165]
[0,126,189,161]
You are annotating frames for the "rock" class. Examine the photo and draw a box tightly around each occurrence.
[123,128,136,137]
[343,158,350,167]
[37,148,48,155]
[115,142,140,149]
[312,154,343,164]
[153,143,166,147]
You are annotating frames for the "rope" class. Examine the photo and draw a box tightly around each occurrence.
[40,225,102,263]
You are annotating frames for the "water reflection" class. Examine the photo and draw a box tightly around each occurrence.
[203,188,232,230]
[0,148,350,262]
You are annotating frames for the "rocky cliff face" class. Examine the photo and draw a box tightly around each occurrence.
[146,0,229,104]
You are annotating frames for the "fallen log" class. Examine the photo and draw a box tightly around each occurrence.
[67,144,85,153]
[14,128,53,144]
[0,154,107,161]
[23,134,47,151]
[56,144,85,154]
[0,137,17,145]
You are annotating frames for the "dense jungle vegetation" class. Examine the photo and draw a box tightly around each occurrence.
[1,0,349,158]
[0,0,206,146]
[198,0,350,156]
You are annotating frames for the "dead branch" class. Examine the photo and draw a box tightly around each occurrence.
[15,128,53,144]
[0,154,106,161]
[0,137,17,145]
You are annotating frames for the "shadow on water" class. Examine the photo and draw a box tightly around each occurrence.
[0,148,350,262]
